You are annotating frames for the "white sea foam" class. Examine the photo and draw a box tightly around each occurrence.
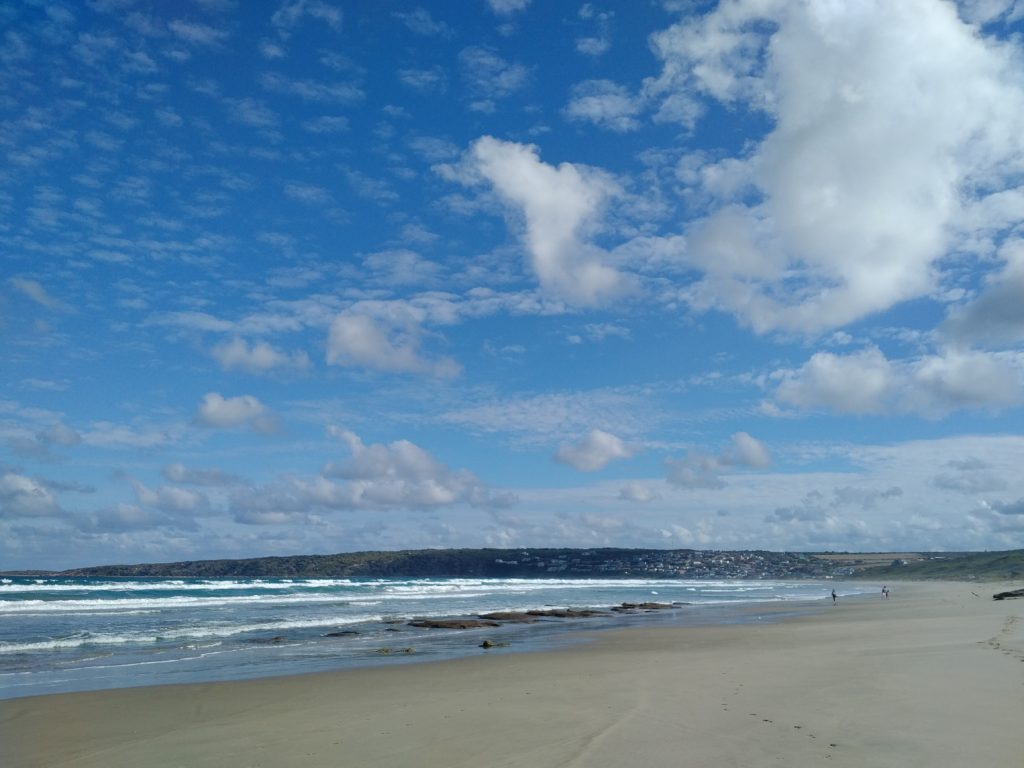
[0,578,356,594]
[0,613,381,654]
[0,592,359,614]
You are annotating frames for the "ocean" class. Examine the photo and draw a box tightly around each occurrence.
[0,576,867,700]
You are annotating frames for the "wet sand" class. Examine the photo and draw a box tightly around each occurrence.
[2,580,1022,767]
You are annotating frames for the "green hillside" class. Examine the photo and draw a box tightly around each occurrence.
[843,550,1024,580]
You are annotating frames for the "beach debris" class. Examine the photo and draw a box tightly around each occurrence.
[992,588,1024,600]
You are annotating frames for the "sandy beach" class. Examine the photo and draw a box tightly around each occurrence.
[2,580,1022,768]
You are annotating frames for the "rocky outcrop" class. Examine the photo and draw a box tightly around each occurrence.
[525,608,607,618]
[610,601,679,612]
[478,611,538,623]
[407,618,501,629]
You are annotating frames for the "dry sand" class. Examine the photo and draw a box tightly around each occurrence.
[2,581,1022,768]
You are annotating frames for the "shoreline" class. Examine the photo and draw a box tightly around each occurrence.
[0,578,859,701]
[3,580,1022,767]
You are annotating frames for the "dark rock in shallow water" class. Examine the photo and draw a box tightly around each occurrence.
[480,639,509,649]
[479,611,538,623]
[525,608,607,618]
[611,601,677,612]
[992,588,1024,600]
[376,647,415,655]
[407,618,501,629]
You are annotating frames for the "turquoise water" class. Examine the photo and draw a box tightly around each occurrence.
[0,576,865,699]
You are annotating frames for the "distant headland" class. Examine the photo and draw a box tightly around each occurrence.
[6,547,1022,581]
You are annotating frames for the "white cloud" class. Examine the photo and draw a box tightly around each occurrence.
[260,71,363,104]
[228,427,514,520]
[575,5,614,56]
[326,308,460,378]
[932,458,1008,494]
[397,66,447,93]
[259,39,286,59]
[393,8,451,36]
[8,277,69,311]
[466,136,630,305]
[196,393,278,433]
[271,0,343,36]
[664,451,726,490]
[564,80,641,132]
[774,347,894,414]
[944,239,1024,345]
[78,503,173,532]
[80,422,181,449]
[168,19,228,47]
[555,428,634,471]
[911,349,1021,413]
[773,347,1022,416]
[302,115,349,133]
[618,481,660,503]
[362,249,442,287]
[211,337,310,373]
[575,323,631,343]
[487,0,531,15]
[283,181,332,204]
[40,422,80,447]
[225,97,277,128]
[576,35,610,56]
[8,421,82,460]
[345,169,398,203]
[440,389,649,445]
[458,47,530,100]
[322,428,514,508]
[0,472,62,518]
[665,432,771,489]
[132,480,209,514]
[648,0,1024,333]
[959,0,1024,24]
[722,431,772,469]
[162,463,239,487]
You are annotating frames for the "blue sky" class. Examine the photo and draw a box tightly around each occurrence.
[3,0,1024,570]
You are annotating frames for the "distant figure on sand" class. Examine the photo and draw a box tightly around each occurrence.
[832,588,837,605]
[882,586,890,599]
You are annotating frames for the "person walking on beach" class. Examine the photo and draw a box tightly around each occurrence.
[831,588,837,605]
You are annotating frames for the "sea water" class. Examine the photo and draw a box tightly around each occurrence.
[0,576,867,699]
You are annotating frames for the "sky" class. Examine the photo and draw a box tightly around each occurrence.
[3,0,1024,570]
